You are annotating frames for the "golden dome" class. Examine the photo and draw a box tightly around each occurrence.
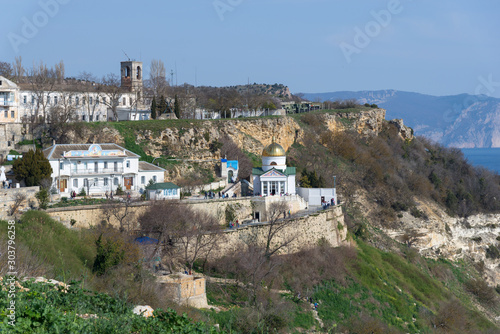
[262,137,286,157]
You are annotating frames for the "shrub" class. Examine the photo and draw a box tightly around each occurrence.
[115,184,125,195]
[78,188,86,196]
[410,207,423,218]
[486,245,500,260]
[465,278,498,306]
[92,233,125,276]
[35,188,50,209]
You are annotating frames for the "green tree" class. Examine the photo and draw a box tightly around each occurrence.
[150,96,157,120]
[13,148,53,186]
[158,95,167,116]
[174,94,181,119]
[300,174,311,188]
[92,233,125,276]
[35,187,50,209]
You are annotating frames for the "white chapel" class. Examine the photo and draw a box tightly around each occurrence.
[252,137,296,196]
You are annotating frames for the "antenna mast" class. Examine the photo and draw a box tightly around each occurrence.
[122,50,131,61]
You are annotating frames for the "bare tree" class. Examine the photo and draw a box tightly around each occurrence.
[139,201,222,272]
[78,71,102,122]
[102,200,136,232]
[13,56,24,83]
[149,59,168,98]
[54,60,65,84]
[227,200,298,305]
[0,62,13,79]
[100,73,123,121]
[27,61,57,123]
[260,200,297,259]
[398,229,425,248]
[46,90,78,143]
[9,193,26,216]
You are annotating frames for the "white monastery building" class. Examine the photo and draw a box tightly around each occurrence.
[43,143,165,196]
[0,61,149,124]
[252,137,296,196]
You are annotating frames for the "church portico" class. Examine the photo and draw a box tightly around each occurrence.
[252,137,296,196]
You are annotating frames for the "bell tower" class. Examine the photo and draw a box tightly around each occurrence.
[120,61,143,92]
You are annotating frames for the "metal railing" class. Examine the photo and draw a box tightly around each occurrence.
[70,167,124,175]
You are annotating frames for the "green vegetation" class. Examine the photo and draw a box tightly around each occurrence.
[17,138,42,148]
[13,148,53,187]
[35,188,50,209]
[48,198,109,208]
[0,279,216,333]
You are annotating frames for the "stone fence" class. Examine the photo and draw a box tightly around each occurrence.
[213,205,347,258]
[187,179,228,195]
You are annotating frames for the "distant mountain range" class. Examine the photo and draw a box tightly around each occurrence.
[301,90,500,148]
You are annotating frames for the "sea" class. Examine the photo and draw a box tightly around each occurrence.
[461,148,500,174]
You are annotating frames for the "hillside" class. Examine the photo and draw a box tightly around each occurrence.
[302,90,500,148]
[5,107,500,332]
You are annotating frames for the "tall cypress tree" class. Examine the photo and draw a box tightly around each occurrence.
[151,96,157,120]
[158,95,167,116]
[174,94,181,119]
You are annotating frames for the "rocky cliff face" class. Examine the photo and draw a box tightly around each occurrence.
[384,198,500,286]
[65,109,405,183]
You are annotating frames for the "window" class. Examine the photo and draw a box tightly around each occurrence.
[122,97,126,105]
[82,115,85,121]
[96,115,99,121]
[47,96,51,104]
[96,97,99,105]
[173,189,177,195]
[60,162,63,170]
[31,96,35,104]
[141,176,145,184]
[76,96,79,105]
[94,162,98,172]
[114,178,118,185]
[90,115,93,122]
[104,162,108,169]
[114,162,118,172]
[23,96,26,104]
[73,179,78,187]
[54,96,58,104]
[84,178,88,187]
[83,97,86,105]
[4,110,7,118]
[126,160,130,168]
[11,111,14,118]
[89,97,93,105]
[94,178,98,186]
[84,162,88,169]
[104,178,108,186]
[129,98,132,105]
[103,97,106,104]
[153,175,157,182]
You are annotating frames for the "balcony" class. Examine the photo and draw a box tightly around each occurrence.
[0,100,14,107]
[70,167,124,175]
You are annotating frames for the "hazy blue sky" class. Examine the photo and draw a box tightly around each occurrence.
[2,0,499,97]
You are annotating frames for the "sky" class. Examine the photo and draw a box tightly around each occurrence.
[1,0,500,97]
